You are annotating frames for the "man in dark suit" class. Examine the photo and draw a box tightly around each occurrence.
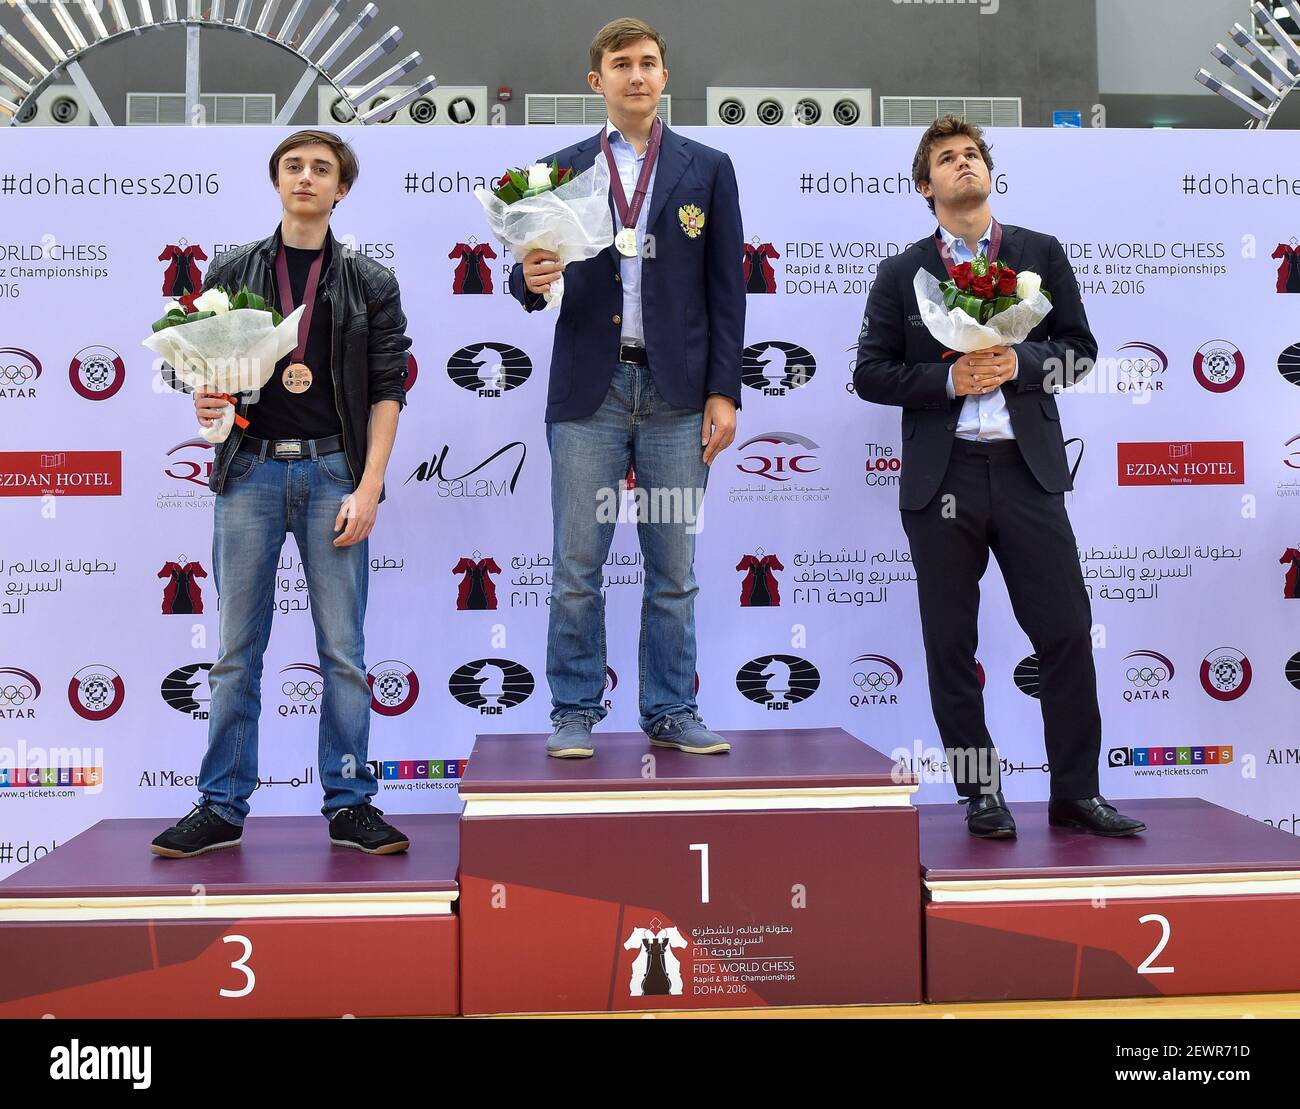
[854,115,1144,838]
[509,18,745,758]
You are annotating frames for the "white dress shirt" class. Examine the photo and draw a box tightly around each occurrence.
[605,118,659,347]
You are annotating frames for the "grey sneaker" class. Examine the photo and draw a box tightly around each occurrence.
[546,715,595,758]
[648,713,730,755]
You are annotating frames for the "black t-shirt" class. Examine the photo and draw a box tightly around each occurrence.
[244,238,342,441]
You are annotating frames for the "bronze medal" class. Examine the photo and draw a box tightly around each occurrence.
[283,362,313,393]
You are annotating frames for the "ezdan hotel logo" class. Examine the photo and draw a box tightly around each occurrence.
[1108,745,1233,769]
[0,451,122,497]
[741,342,817,396]
[1116,442,1244,486]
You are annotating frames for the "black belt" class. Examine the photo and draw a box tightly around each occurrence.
[619,343,648,365]
[951,437,1021,457]
[238,433,344,461]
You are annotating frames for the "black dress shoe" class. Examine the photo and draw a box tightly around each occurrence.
[1048,795,1146,837]
[964,790,1016,839]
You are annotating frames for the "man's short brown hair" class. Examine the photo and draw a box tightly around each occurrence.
[589,17,667,74]
[911,115,994,213]
[268,129,359,208]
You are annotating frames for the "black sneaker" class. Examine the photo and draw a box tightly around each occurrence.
[328,804,410,855]
[150,802,243,858]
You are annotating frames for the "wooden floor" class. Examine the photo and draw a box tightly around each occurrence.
[522,992,1300,1018]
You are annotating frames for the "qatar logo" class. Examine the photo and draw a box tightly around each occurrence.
[1279,341,1300,388]
[279,663,323,717]
[68,664,125,721]
[0,347,41,398]
[1200,648,1252,701]
[367,660,421,716]
[741,341,817,396]
[161,663,212,719]
[1115,342,1166,394]
[447,342,531,397]
[603,665,618,710]
[68,345,126,401]
[1285,651,1300,692]
[0,667,39,718]
[734,432,821,482]
[1013,654,1041,699]
[1192,339,1244,393]
[849,654,901,707]
[736,654,820,709]
[447,658,534,715]
[1123,650,1174,702]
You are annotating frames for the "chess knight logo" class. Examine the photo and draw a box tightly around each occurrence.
[452,553,502,610]
[735,654,820,708]
[741,342,817,396]
[447,658,534,715]
[743,237,780,293]
[624,918,687,997]
[448,237,498,294]
[158,240,207,298]
[446,342,531,397]
[736,549,784,607]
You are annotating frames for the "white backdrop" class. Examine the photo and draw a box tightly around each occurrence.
[0,124,1297,876]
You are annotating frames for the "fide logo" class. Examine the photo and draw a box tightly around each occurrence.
[848,654,901,707]
[736,654,820,709]
[160,663,212,720]
[447,342,531,398]
[367,660,420,717]
[67,664,125,721]
[741,341,817,397]
[448,658,534,714]
[1192,339,1244,393]
[1278,342,1300,388]
[68,344,126,401]
[1013,654,1041,699]
[1200,647,1252,701]
[1285,651,1300,691]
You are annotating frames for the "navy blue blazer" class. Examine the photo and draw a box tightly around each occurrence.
[507,124,745,423]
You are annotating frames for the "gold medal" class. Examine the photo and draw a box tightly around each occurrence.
[283,362,313,393]
[615,228,638,258]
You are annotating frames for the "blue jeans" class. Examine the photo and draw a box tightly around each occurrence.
[197,446,376,825]
[546,363,710,733]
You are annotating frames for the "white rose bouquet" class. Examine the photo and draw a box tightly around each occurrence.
[142,285,305,445]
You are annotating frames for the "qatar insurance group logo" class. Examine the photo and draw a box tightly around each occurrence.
[1115,341,1166,396]
[278,663,323,718]
[1122,650,1174,702]
[730,432,828,505]
[1192,339,1245,393]
[741,342,817,397]
[68,344,125,401]
[1200,647,1252,701]
[735,654,820,709]
[849,654,901,707]
[68,664,125,721]
[161,663,212,719]
[0,667,40,719]
[367,660,420,716]
[447,658,534,715]
[447,342,531,397]
[0,347,41,399]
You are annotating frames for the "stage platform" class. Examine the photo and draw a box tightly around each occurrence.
[0,814,460,1017]
[457,727,921,1014]
[920,797,1300,1002]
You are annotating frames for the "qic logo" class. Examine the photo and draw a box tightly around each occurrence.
[734,432,820,482]
[735,654,820,709]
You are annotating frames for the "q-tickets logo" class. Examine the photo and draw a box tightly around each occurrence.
[367,660,420,716]
[447,342,531,397]
[0,741,103,792]
[1115,341,1166,395]
[741,341,817,396]
[849,654,901,707]
[447,658,534,715]
[0,667,40,720]
[1200,647,1252,701]
[0,347,41,399]
[1108,745,1233,769]
[68,344,125,401]
[1192,339,1245,393]
[367,759,468,788]
[1122,649,1174,702]
[735,654,820,709]
[278,663,323,717]
[67,664,125,721]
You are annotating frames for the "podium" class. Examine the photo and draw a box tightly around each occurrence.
[921,798,1300,1002]
[458,727,921,1014]
[0,814,460,1018]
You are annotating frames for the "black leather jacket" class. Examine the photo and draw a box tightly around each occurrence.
[200,224,411,502]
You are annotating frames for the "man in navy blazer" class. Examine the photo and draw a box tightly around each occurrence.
[508,18,745,759]
[854,116,1144,839]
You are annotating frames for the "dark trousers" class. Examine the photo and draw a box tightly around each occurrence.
[901,438,1101,801]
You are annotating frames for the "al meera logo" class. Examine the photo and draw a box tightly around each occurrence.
[1200,647,1252,701]
[68,664,126,721]
[368,660,420,716]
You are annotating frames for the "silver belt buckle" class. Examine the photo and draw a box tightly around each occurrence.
[273,439,303,459]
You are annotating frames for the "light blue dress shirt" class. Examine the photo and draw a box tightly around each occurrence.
[605,118,658,347]
[940,220,1018,442]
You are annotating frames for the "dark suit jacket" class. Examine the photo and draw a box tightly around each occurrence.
[507,125,745,423]
[852,223,1097,511]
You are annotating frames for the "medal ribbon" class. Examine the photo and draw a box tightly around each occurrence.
[600,116,664,234]
[935,217,1003,274]
[274,235,325,364]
